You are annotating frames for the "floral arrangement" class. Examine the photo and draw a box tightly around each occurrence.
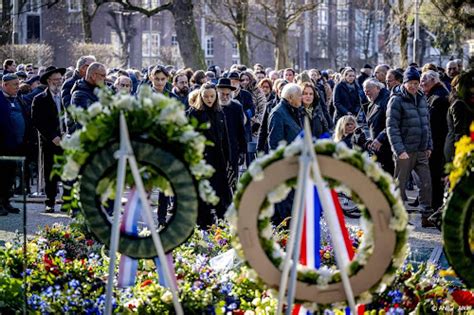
[447,122,474,191]
[227,137,409,308]
[1,220,472,313]
[59,85,218,206]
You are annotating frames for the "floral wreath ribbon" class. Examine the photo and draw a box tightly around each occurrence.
[117,188,177,288]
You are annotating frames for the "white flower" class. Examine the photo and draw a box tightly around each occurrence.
[267,183,292,204]
[258,205,275,220]
[314,138,333,151]
[60,132,81,151]
[62,156,80,181]
[143,98,153,108]
[138,227,151,237]
[260,224,273,240]
[113,95,135,110]
[317,266,334,288]
[334,141,354,159]
[67,106,88,125]
[198,180,219,205]
[248,162,264,181]
[87,102,103,117]
[284,137,303,157]
[190,160,215,179]
[157,103,187,126]
[244,311,255,315]
[390,201,409,231]
[179,130,200,143]
[363,156,381,181]
[160,290,173,304]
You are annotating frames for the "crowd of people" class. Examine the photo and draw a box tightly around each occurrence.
[0,56,472,229]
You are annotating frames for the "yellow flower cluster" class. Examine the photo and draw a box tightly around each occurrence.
[448,122,474,191]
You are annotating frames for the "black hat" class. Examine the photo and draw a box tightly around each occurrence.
[363,64,372,69]
[25,75,40,85]
[227,71,240,80]
[40,66,66,85]
[216,78,236,91]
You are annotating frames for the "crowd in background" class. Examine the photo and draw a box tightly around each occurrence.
[0,56,472,229]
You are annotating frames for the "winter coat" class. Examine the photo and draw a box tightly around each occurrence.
[257,97,278,153]
[222,100,247,171]
[234,89,255,141]
[268,99,303,150]
[302,100,329,139]
[444,99,474,162]
[61,70,82,108]
[31,88,67,147]
[186,107,232,227]
[0,92,29,155]
[366,87,390,143]
[333,81,361,123]
[70,79,98,109]
[248,86,267,134]
[426,83,450,167]
[386,86,433,156]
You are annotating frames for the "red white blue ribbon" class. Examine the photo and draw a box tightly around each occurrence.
[117,188,177,288]
[292,181,356,314]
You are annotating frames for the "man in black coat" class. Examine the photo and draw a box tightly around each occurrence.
[61,55,96,108]
[420,70,450,211]
[216,78,247,190]
[70,62,105,109]
[362,79,394,175]
[0,73,28,215]
[32,66,67,213]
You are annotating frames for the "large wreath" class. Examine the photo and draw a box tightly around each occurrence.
[60,86,218,258]
[227,138,409,308]
[443,125,474,288]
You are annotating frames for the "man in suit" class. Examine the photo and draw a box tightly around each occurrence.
[0,73,28,215]
[32,66,67,213]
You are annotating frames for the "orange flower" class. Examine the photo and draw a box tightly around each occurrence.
[141,279,153,287]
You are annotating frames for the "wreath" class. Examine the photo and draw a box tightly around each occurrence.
[59,86,218,258]
[227,138,409,308]
[443,124,474,288]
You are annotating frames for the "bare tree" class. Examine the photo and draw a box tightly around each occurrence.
[204,0,250,65]
[384,0,413,68]
[109,0,206,70]
[251,0,319,70]
[0,43,54,65]
[430,0,473,30]
[80,0,103,43]
[106,7,137,67]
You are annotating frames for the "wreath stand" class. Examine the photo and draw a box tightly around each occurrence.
[276,119,357,315]
[103,112,183,315]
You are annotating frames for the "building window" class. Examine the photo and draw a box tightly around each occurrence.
[232,42,239,58]
[232,59,239,65]
[25,0,41,13]
[68,0,81,12]
[206,59,214,67]
[317,9,328,24]
[171,34,178,46]
[142,32,160,57]
[205,36,214,57]
[320,47,328,59]
[142,0,160,8]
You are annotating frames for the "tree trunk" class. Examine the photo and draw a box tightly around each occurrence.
[399,15,408,68]
[81,0,93,43]
[237,34,249,66]
[171,0,206,70]
[274,0,289,69]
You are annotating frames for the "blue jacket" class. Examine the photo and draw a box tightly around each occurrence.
[387,86,433,156]
[333,81,361,123]
[268,99,303,150]
[70,79,98,109]
[61,70,82,108]
[0,92,28,155]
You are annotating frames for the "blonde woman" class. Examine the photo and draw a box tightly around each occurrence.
[334,115,368,150]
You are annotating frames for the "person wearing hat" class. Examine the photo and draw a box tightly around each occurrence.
[31,66,67,213]
[216,78,247,190]
[0,73,29,215]
[228,70,255,165]
[357,64,372,87]
[387,66,434,227]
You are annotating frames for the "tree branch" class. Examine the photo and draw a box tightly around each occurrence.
[107,0,173,17]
